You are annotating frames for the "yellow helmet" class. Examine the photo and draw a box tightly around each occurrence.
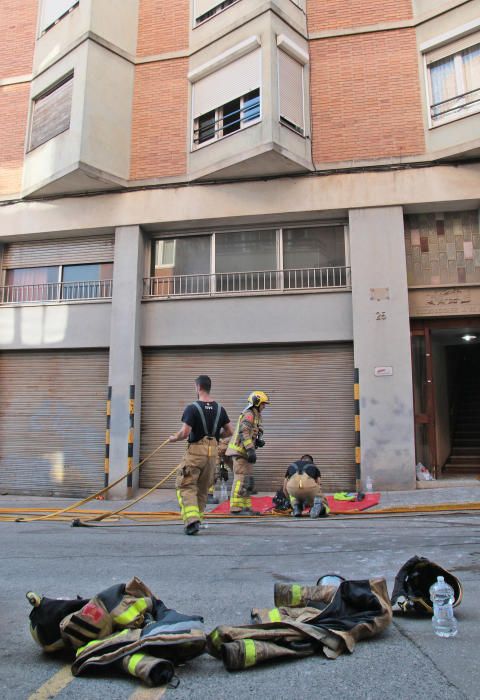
[247,391,270,408]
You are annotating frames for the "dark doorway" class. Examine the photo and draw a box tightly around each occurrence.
[411,318,480,478]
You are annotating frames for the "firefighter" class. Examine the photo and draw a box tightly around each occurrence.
[169,376,233,535]
[226,391,269,515]
[283,454,329,518]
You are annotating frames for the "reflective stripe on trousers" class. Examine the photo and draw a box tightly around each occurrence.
[230,477,251,512]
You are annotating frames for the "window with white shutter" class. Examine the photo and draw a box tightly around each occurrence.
[29,74,73,151]
[192,48,262,147]
[40,0,79,33]
[278,49,305,135]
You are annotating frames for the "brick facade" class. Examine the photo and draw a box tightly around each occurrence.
[310,29,425,163]
[0,84,30,195]
[136,0,189,56]
[0,0,37,79]
[306,0,413,33]
[130,59,188,180]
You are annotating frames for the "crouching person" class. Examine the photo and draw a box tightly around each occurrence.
[284,454,329,518]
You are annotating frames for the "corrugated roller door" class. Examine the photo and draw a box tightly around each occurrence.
[141,344,355,492]
[2,234,114,268]
[0,350,109,496]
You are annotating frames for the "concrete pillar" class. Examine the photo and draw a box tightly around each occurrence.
[349,207,416,491]
[108,225,145,498]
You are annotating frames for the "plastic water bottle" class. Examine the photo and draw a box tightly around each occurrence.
[429,576,458,638]
[365,475,373,493]
[220,480,228,502]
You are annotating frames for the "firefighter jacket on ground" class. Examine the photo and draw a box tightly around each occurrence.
[207,578,392,670]
[226,407,262,458]
[28,577,206,687]
[391,555,463,615]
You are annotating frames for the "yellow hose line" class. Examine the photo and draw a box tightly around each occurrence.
[80,463,183,524]
[3,501,480,524]
[15,439,171,523]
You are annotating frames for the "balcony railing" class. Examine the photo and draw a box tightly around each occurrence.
[431,87,480,122]
[0,280,113,304]
[143,267,351,299]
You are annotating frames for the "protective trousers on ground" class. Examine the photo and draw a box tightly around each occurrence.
[286,473,327,509]
[230,456,253,512]
[176,437,217,526]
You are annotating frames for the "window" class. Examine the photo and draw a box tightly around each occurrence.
[2,263,113,303]
[153,237,211,295]
[62,263,113,300]
[194,0,240,25]
[40,0,79,34]
[216,229,277,290]
[149,225,348,297]
[192,47,262,148]
[427,37,480,125]
[278,50,305,135]
[283,227,346,288]
[29,74,73,150]
[195,89,260,145]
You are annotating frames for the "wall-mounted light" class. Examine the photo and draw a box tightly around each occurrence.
[462,334,477,342]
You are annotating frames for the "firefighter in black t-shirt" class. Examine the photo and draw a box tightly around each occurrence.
[169,375,233,535]
[283,454,329,518]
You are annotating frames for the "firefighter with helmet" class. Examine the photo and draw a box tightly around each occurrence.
[226,390,269,515]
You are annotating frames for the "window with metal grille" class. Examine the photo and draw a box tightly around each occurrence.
[29,74,73,150]
[194,89,260,145]
[427,36,480,126]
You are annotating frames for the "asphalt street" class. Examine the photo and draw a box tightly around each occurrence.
[1,511,479,700]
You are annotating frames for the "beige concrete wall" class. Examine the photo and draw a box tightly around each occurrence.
[190,0,306,52]
[23,42,89,194]
[5,163,480,238]
[349,206,416,490]
[141,291,353,346]
[81,42,134,180]
[0,302,111,349]
[34,0,139,76]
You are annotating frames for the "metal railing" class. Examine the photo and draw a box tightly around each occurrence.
[0,279,113,304]
[193,99,260,145]
[143,267,351,299]
[431,86,480,121]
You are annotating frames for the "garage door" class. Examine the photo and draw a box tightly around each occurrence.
[0,350,109,496]
[141,344,355,492]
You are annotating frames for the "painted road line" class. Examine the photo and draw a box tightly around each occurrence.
[129,686,167,700]
[28,666,73,700]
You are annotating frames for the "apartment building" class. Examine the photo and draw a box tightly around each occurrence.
[0,0,479,497]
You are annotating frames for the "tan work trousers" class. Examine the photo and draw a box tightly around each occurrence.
[176,437,218,526]
[230,456,253,513]
[286,473,326,509]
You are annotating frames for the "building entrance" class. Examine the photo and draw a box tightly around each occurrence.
[411,318,480,478]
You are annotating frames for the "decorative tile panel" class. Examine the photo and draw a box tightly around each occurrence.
[404,212,480,286]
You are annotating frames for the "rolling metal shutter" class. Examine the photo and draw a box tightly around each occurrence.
[0,350,108,496]
[2,234,114,269]
[141,344,355,492]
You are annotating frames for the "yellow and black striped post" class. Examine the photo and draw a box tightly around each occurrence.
[127,385,135,488]
[354,368,361,492]
[104,387,111,487]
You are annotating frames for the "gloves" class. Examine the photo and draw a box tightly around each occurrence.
[255,437,265,448]
[246,448,257,464]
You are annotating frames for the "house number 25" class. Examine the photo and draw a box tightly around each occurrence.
[376,312,387,320]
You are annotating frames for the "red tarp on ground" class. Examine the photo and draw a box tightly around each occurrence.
[210,494,381,515]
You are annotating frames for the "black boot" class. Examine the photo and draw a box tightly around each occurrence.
[310,497,327,518]
[184,521,201,535]
[292,504,303,517]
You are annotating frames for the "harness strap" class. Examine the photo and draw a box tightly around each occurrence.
[192,402,222,439]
